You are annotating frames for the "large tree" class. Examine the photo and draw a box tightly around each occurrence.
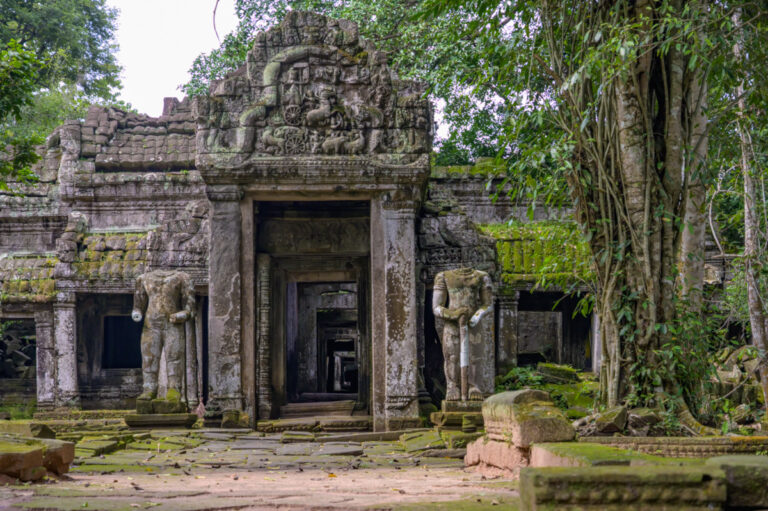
[0,0,122,184]
[418,0,768,429]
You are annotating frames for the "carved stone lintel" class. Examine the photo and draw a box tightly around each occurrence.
[206,185,243,203]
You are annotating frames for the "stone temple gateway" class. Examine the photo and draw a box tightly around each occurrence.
[0,13,596,431]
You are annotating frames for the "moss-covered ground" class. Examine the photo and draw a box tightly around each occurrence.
[0,428,520,510]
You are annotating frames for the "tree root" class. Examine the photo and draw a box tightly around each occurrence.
[677,404,719,436]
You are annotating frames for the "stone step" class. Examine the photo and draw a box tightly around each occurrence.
[279,400,356,418]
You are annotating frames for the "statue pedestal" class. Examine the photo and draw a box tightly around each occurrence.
[136,397,188,415]
[124,413,198,428]
[430,400,484,431]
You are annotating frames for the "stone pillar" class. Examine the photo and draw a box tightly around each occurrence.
[53,293,79,408]
[371,194,420,431]
[34,310,56,410]
[206,185,244,413]
[496,293,519,373]
[255,253,273,420]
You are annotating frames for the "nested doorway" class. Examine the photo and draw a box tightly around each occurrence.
[255,200,371,419]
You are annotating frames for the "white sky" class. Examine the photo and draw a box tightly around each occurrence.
[107,0,239,116]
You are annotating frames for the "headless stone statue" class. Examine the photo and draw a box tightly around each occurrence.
[132,270,195,413]
[433,267,493,401]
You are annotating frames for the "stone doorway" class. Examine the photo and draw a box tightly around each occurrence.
[255,201,371,420]
[282,280,365,418]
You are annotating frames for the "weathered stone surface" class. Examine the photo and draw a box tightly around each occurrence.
[705,455,768,509]
[400,430,445,452]
[594,405,628,435]
[536,362,580,383]
[314,443,364,456]
[483,390,575,447]
[0,421,55,439]
[124,413,197,428]
[627,407,661,428]
[578,435,768,458]
[0,435,74,475]
[0,441,45,481]
[75,439,120,457]
[281,431,316,443]
[465,437,529,475]
[520,465,727,511]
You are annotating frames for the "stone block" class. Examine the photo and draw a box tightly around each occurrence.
[465,437,529,475]
[430,411,483,430]
[75,439,120,457]
[0,441,45,481]
[536,362,580,383]
[0,435,74,475]
[520,465,727,511]
[124,414,197,428]
[483,390,575,447]
[399,430,445,452]
[594,406,628,434]
[0,421,55,439]
[281,430,315,443]
[705,455,768,509]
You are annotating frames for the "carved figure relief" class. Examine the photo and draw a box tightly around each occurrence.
[432,267,494,401]
[195,11,432,163]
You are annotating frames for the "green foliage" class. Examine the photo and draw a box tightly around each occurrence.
[0,402,36,420]
[0,0,121,99]
[0,39,41,187]
[626,290,732,425]
[494,366,542,392]
[723,259,768,329]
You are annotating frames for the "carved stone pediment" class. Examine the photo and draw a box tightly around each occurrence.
[194,11,432,177]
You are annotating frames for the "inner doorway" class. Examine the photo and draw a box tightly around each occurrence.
[256,200,370,419]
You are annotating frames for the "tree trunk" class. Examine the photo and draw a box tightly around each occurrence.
[733,10,768,407]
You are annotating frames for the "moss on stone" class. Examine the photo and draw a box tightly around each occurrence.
[480,221,593,287]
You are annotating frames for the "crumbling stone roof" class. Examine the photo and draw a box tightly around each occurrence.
[0,254,57,303]
[79,97,195,172]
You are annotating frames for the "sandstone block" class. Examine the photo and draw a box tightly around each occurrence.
[465,437,529,475]
[124,413,197,428]
[520,465,727,511]
[483,390,575,447]
[0,441,45,481]
[594,405,628,434]
[0,421,55,439]
[705,455,768,509]
[536,362,580,383]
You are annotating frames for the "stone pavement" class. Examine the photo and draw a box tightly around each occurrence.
[0,429,519,510]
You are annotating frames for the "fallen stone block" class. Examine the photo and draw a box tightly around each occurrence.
[124,413,197,428]
[705,455,768,509]
[465,437,529,476]
[0,441,45,481]
[594,405,627,435]
[0,420,55,439]
[536,362,580,383]
[0,434,75,475]
[281,430,315,443]
[75,439,120,457]
[520,465,727,510]
[399,430,445,453]
[314,443,364,456]
[483,390,575,447]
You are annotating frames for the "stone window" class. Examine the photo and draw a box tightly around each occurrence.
[0,319,35,379]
